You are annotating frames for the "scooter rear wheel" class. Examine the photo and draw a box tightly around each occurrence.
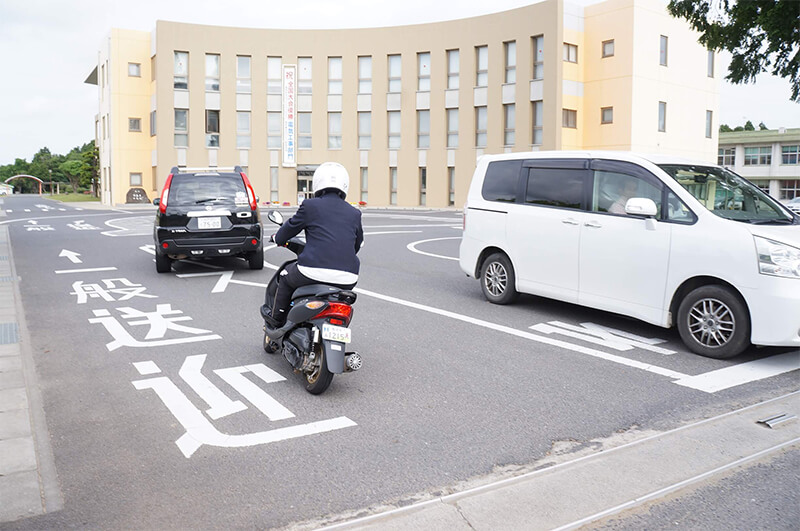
[305,343,334,395]
[263,330,278,354]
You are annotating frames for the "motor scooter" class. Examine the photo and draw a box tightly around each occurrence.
[261,211,362,394]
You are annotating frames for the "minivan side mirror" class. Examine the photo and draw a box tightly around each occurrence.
[153,198,160,206]
[625,198,658,217]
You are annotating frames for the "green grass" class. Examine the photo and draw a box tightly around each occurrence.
[48,193,100,202]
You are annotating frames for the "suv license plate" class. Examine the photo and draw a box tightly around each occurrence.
[198,217,221,229]
[322,323,351,344]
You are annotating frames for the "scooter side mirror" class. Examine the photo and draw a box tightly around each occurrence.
[268,211,284,225]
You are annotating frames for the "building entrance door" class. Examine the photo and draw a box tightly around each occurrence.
[297,165,319,202]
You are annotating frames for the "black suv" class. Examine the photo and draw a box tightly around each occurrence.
[153,166,263,272]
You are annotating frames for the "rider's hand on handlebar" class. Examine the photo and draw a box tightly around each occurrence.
[269,234,275,243]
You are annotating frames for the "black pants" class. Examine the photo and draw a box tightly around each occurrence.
[270,263,355,323]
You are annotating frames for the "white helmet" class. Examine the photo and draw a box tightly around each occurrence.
[312,162,349,198]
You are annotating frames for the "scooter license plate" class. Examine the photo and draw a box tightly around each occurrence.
[322,323,351,344]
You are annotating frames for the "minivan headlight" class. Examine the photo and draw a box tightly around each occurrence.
[754,236,800,279]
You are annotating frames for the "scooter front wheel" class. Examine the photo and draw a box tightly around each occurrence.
[305,343,334,395]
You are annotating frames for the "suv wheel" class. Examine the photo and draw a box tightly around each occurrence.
[677,285,750,359]
[480,252,518,305]
[155,252,172,273]
[247,248,264,270]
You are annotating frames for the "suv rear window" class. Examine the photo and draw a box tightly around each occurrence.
[170,174,247,206]
[481,160,522,203]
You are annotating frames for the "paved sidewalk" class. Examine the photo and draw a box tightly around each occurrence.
[0,225,62,523]
[313,392,800,530]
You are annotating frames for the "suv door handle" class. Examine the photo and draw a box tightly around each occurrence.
[584,221,602,228]
[562,218,580,226]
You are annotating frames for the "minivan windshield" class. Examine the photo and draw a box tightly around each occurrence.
[658,164,794,224]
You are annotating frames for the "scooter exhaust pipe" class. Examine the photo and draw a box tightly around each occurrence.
[344,352,362,372]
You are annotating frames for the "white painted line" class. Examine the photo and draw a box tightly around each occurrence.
[133,361,161,375]
[531,322,676,355]
[406,236,461,261]
[364,230,423,236]
[674,351,800,393]
[215,366,295,421]
[55,267,118,274]
[179,355,247,420]
[354,288,688,380]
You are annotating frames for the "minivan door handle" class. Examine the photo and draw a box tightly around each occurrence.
[584,221,602,229]
[562,218,580,226]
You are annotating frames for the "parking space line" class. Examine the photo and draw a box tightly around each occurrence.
[674,351,800,393]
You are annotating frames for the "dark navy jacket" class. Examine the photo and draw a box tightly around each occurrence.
[275,193,363,275]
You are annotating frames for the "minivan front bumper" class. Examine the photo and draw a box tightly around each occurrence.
[742,277,800,347]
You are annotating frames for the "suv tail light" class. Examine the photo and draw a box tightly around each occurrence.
[313,302,353,326]
[240,172,258,211]
[159,173,174,214]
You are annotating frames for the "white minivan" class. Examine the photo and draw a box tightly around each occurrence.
[459,151,800,359]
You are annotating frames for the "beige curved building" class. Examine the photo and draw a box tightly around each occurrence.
[86,0,718,207]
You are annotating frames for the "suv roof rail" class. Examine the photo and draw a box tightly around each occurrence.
[170,166,245,174]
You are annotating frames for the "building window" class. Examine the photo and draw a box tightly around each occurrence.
[151,56,156,82]
[602,40,615,58]
[128,118,141,132]
[237,111,250,148]
[388,111,401,149]
[390,167,398,205]
[563,43,578,63]
[267,112,281,149]
[660,35,668,66]
[174,51,188,90]
[658,101,667,132]
[475,106,487,147]
[448,167,455,206]
[205,54,220,92]
[237,56,251,93]
[360,167,368,203]
[298,112,312,148]
[174,109,188,147]
[782,145,800,165]
[707,50,714,77]
[780,180,800,199]
[298,57,312,94]
[562,108,577,129]
[100,64,105,90]
[718,147,735,166]
[504,41,516,84]
[419,167,427,206]
[267,57,282,94]
[417,110,430,149]
[328,112,342,149]
[388,54,401,93]
[128,62,141,77]
[328,57,342,95]
[705,110,713,139]
[358,56,372,94]
[532,100,543,145]
[358,111,371,150]
[150,110,156,136]
[744,146,771,166]
[447,109,459,148]
[130,173,143,186]
[601,107,613,124]
[476,45,488,87]
[270,167,279,202]
[102,115,106,139]
[504,104,515,146]
[205,110,219,147]
[447,49,459,89]
[417,52,431,92]
[532,36,544,79]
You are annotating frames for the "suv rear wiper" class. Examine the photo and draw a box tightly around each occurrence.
[195,197,228,204]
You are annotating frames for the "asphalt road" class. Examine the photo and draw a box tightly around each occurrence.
[1,194,798,529]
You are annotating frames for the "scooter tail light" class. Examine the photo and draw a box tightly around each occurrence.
[313,302,353,325]
[159,173,173,214]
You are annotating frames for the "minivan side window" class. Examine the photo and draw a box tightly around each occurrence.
[481,160,522,203]
[592,170,662,217]
[665,190,697,224]
[525,168,586,210]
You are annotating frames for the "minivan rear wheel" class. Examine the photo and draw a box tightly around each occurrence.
[480,252,518,305]
[677,285,750,359]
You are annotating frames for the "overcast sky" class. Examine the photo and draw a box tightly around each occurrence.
[0,0,796,166]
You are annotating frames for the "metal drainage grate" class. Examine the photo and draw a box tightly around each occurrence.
[757,413,798,429]
[0,322,19,344]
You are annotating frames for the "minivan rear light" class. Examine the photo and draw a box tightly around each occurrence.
[240,172,258,211]
[159,173,174,214]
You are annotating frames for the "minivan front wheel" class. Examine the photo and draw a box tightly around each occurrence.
[480,253,518,305]
[677,285,750,359]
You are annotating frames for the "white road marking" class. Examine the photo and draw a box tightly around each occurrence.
[215,365,295,421]
[674,351,800,393]
[531,321,676,355]
[406,236,461,261]
[55,267,118,274]
[179,355,247,420]
[364,230,423,236]
[133,361,161,375]
[58,249,82,264]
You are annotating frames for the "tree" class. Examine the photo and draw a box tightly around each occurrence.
[668,0,800,102]
[59,158,89,194]
[744,120,755,131]
[79,141,99,196]
[758,121,768,130]
[719,124,732,132]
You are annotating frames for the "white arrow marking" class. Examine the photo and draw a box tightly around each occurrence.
[58,249,82,264]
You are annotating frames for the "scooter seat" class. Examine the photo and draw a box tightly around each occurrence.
[291,284,345,300]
